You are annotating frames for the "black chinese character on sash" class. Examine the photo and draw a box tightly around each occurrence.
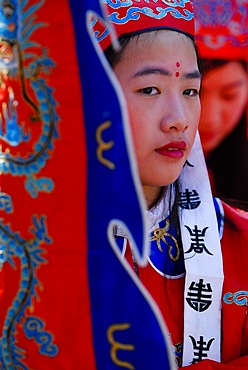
[178,188,201,210]
[189,335,215,364]
[184,225,213,255]
[184,160,194,168]
[186,279,212,312]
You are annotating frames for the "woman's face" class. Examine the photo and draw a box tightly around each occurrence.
[114,30,201,206]
[199,61,248,156]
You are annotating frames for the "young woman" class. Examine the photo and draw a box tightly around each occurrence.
[199,59,248,210]
[94,0,248,368]
[109,30,201,209]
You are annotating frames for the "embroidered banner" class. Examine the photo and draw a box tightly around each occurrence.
[0,0,94,368]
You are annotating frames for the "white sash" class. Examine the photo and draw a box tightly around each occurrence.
[179,132,224,366]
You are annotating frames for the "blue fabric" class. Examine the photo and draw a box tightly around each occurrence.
[69,1,172,369]
[213,197,224,238]
[149,217,185,278]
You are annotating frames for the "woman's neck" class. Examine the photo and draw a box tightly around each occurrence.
[143,185,165,209]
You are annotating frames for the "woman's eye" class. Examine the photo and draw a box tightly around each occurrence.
[183,88,199,96]
[139,87,159,95]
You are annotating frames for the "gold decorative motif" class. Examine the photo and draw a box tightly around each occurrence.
[107,323,135,369]
[96,120,115,169]
[150,219,180,261]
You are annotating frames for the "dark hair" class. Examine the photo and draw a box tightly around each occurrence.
[104,35,133,69]
[202,58,247,76]
[201,58,248,210]
[207,112,248,210]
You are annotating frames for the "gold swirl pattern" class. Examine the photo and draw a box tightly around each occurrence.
[150,219,180,261]
[107,323,135,369]
[96,120,115,169]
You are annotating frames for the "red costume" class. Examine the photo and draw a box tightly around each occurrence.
[123,200,248,368]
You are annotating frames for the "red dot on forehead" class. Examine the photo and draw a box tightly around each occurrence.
[175,72,180,77]
[176,62,181,67]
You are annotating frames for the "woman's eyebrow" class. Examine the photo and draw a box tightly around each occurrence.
[221,80,246,90]
[182,70,202,80]
[133,67,171,78]
[132,67,202,80]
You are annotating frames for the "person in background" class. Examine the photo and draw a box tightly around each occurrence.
[199,59,248,210]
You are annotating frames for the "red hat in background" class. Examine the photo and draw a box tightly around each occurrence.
[93,0,195,51]
[193,0,248,61]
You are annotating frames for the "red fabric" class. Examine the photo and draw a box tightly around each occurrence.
[193,0,248,61]
[188,356,248,369]
[0,1,95,368]
[126,201,248,368]
[95,0,195,51]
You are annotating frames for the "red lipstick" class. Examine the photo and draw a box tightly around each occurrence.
[155,141,186,159]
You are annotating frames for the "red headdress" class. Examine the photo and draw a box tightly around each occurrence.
[193,0,248,61]
[93,0,195,51]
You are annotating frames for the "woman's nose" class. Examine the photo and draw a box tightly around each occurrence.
[160,97,188,132]
[200,93,220,127]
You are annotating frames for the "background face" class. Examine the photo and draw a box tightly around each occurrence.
[199,61,248,156]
